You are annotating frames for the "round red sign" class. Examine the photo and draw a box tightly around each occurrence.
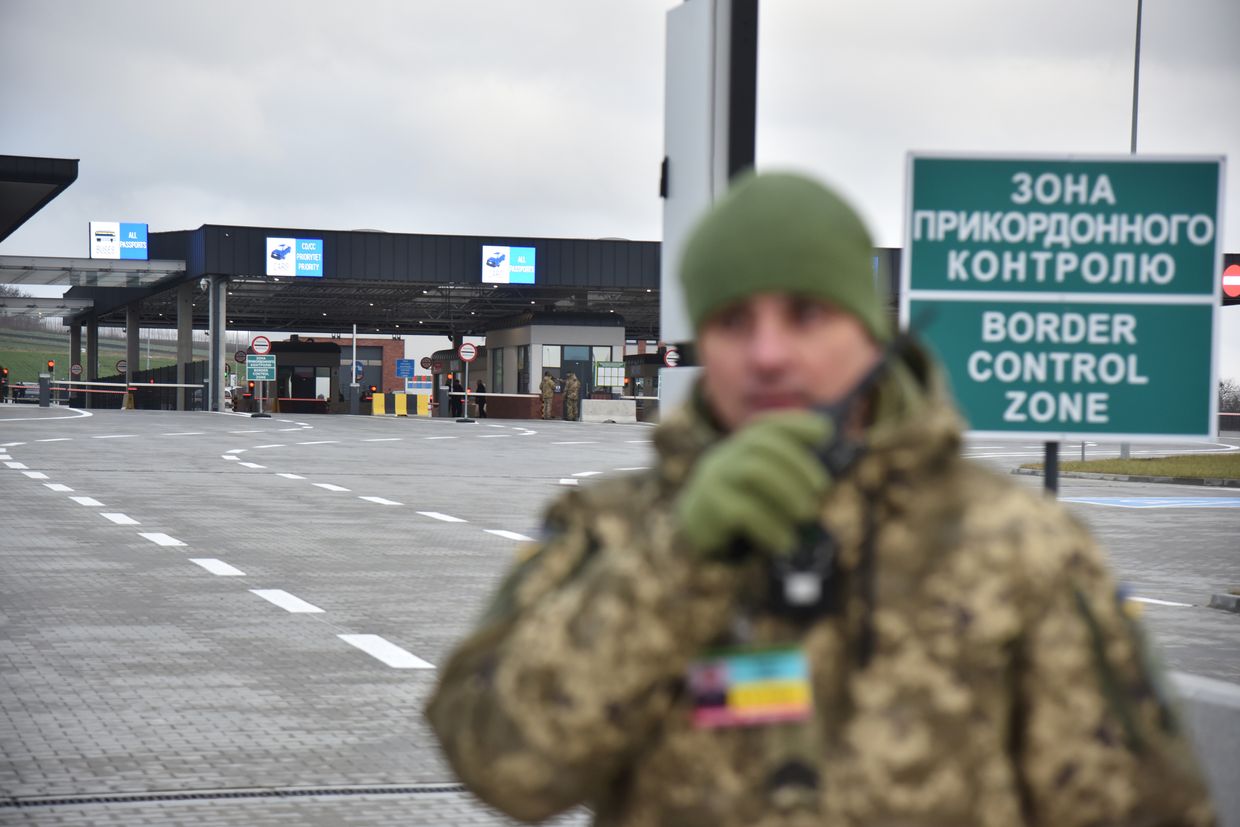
[458,342,478,363]
[251,335,272,355]
[70,363,83,376]
[1224,263,1240,299]
[420,356,432,370]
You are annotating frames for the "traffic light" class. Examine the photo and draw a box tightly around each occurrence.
[244,381,255,399]
[46,359,55,372]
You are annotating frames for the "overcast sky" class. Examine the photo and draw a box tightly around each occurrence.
[1,0,1237,375]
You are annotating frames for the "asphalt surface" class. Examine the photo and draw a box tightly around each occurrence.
[1,405,1237,825]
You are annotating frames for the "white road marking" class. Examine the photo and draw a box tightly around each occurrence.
[279,427,303,431]
[558,479,580,486]
[224,448,247,454]
[139,532,185,547]
[417,511,467,523]
[190,558,246,576]
[553,441,598,445]
[239,462,267,469]
[1,442,26,447]
[1130,596,1194,607]
[92,434,137,439]
[6,461,29,469]
[22,471,49,479]
[423,436,457,440]
[277,473,306,480]
[478,434,511,438]
[278,419,296,423]
[360,496,402,505]
[615,466,650,471]
[363,437,402,442]
[250,589,324,613]
[163,432,205,436]
[485,424,506,428]
[338,634,434,669]
[313,483,351,492]
[625,440,651,444]
[44,483,73,492]
[101,513,139,525]
[229,430,263,434]
[572,471,602,477]
[36,438,72,443]
[297,440,340,445]
[70,496,104,507]
[485,529,534,542]
[221,455,240,461]
[254,444,285,449]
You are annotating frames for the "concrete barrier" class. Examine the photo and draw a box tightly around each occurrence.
[581,398,637,423]
[1171,671,1240,824]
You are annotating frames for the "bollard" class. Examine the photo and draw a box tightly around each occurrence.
[371,392,386,416]
[394,393,408,417]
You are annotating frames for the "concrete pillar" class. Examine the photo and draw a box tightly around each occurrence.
[126,302,140,386]
[207,276,228,412]
[176,282,194,411]
[68,324,82,408]
[86,318,99,409]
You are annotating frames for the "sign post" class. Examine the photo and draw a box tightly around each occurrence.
[901,154,1224,494]
[246,355,277,418]
[249,337,274,418]
[458,342,477,423]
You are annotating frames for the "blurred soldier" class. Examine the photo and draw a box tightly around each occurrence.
[427,173,1214,827]
[564,372,581,421]
[539,371,556,420]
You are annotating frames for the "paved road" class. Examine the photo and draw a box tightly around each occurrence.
[1,406,1236,825]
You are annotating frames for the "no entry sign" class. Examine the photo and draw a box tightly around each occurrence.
[1224,264,1240,299]
[458,342,478,363]
[251,335,272,355]
[901,153,1224,440]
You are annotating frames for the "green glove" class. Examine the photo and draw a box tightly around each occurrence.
[677,411,832,558]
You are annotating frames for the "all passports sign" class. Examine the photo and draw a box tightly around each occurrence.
[901,153,1224,439]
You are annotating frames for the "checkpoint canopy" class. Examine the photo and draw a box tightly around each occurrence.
[900,153,1224,440]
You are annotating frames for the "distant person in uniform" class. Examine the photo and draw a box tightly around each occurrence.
[476,379,487,418]
[564,372,581,421]
[451,377,464,418]
[427,172,1214,827]
[539,372,556,420]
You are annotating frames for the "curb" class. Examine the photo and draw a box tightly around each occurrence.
[1012,468,1240,488]
[1208,594,1240,614]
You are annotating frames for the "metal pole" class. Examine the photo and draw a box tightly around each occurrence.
[1044,441,1059,497]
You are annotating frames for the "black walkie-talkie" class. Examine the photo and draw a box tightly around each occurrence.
[765,334,916,623]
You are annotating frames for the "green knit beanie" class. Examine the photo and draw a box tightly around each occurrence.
[679,171,890,341]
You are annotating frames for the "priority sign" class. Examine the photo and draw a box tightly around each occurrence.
[901,153,1224,440]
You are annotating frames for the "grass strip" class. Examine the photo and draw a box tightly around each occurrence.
[1021,453,1240,480]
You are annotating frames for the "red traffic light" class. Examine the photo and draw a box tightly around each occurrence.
[47,359,55,370]
[244,381,255,398]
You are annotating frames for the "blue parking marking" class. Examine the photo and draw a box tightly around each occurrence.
[1062,497,1240,509]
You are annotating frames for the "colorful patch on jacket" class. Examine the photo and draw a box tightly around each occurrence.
[688,646,812,728]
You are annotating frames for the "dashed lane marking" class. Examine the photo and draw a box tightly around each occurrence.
[558,479,580,486]
[238,462,267,469]
[615,466,650,471]
[572,471,602,477]
[362,438,401,442]
[625,440,651,444]
[22,471,49,479]
[423,436,457,440]
[338,634,434,669]
[1062,497,1240,509]
[221,455,240,461]
[278,427,303,431]
[5,461,29,469]
[229,430,263,434]
[485,529,534,542]
[190,558,246,577]
[69,496,104,507]
[553,441,598,445]
[43,483,73,492]
[250,589,324,613]
[478,434,511,439]
[139,532,185,547]
[359,496,402,506]
[91,434,137,439]
[163,432,205,436]
[276,473,305,480]
[100,513,140,525]
[297,440,340,445]
[417,511,467,523]
[36,438,72,443]
[224,448,247,454]
[254,444,285,449]
[1,442,26,447]
[313,483,351,492]
[1130,596,1194,607]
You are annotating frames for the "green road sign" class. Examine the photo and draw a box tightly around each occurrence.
[246,354,277,382]
[901,153,1224,439]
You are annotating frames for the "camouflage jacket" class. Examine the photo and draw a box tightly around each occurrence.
[426,354,1214,827]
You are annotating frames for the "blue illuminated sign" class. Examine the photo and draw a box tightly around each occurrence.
[267,237,324,278]
[481,244,536,284]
